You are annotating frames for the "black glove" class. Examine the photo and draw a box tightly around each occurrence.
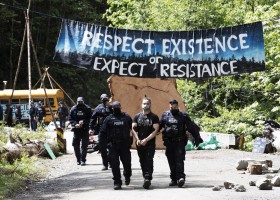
[194,137,203,147]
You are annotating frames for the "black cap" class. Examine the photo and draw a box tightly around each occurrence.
[169,99,178,105]
[112,101,121,108]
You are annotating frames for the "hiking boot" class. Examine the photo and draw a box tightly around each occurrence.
[169,180,177,186]
[143,179,151,189]
[125,178,130,186]
[114,184,122,190]
[177,178,185,187]
[102,166,108,170]
[81,161,86,166]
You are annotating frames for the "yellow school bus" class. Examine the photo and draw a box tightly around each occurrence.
[0,88,64,124]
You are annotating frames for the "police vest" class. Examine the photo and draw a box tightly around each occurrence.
[107,114,130,143]
[97,105,111,126]
[72,106,87,122]
[37,107,45,118]
[57,107,68,118]
[163,111,185,139]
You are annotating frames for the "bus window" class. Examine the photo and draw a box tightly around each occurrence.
[12,99,19,104]
[48,98,55,107]
[20,98,29,104]
[0,99,9,105]
[33,98,44,105]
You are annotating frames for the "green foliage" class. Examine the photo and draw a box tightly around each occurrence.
[244,135,254,152]
[0,154,47,199]
[0,125,53,199]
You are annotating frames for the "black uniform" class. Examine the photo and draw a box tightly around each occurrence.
[36,105,46,124]
[29,104,37,131]
[89,103,112,168]
[161,110,200,184]
[15,106,22,124]
[133,112,159,181]
[0,105,3,121]
[69,103,92,163]
[99,112,132,187]
[56,105,69,128]
[4,105,13,127]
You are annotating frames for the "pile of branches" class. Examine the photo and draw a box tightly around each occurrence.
[0,128,59,163]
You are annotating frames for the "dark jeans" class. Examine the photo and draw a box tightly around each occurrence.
[109,141,131,185]
[165,139,186,181]
[137,144,155,180]
[72,129,89,163]
[30,118,37,131]
[59,117,66,128]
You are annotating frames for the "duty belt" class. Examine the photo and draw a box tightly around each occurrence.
[167,137,186,142]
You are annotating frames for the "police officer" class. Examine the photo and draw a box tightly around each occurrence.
[132,97,159,189]
[36,101,46,126]
[160,99,202,187]
[29,101,37,131]
[89,93,112,170]
[15,105,22,124]
[99,101,132,190]
[4,104,13,127]
[69,97,92,166]
[56,101,69,128]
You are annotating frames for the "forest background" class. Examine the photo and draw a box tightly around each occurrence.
[0,0,279,146]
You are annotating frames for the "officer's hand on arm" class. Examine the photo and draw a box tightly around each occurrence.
[75,123,81,128]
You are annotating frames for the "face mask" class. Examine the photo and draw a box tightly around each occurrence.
[142,105,150,111]
[102,99,109,104]
[113,108,121,115]
[77,102,84,108]
[171,109,179,115]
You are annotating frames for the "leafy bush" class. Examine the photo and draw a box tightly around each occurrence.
[0,154,48,199]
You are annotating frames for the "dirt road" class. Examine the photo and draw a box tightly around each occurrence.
[9,149,280,200]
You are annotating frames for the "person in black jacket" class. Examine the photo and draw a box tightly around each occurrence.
[29,101,37,131]
[56,101,69,128]
[69,97,92,166]
[160,99,202,188]
[99,101,132,190]
[4,104,13,127]
[15,105,22,124]
[36,101,46,126]
[0,105,3,121]
[132,97,159,189]
[89,93,112,170]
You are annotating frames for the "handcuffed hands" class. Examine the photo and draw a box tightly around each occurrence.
[136,138,148,146]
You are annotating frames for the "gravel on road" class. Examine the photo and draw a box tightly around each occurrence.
[8,149,280,200]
